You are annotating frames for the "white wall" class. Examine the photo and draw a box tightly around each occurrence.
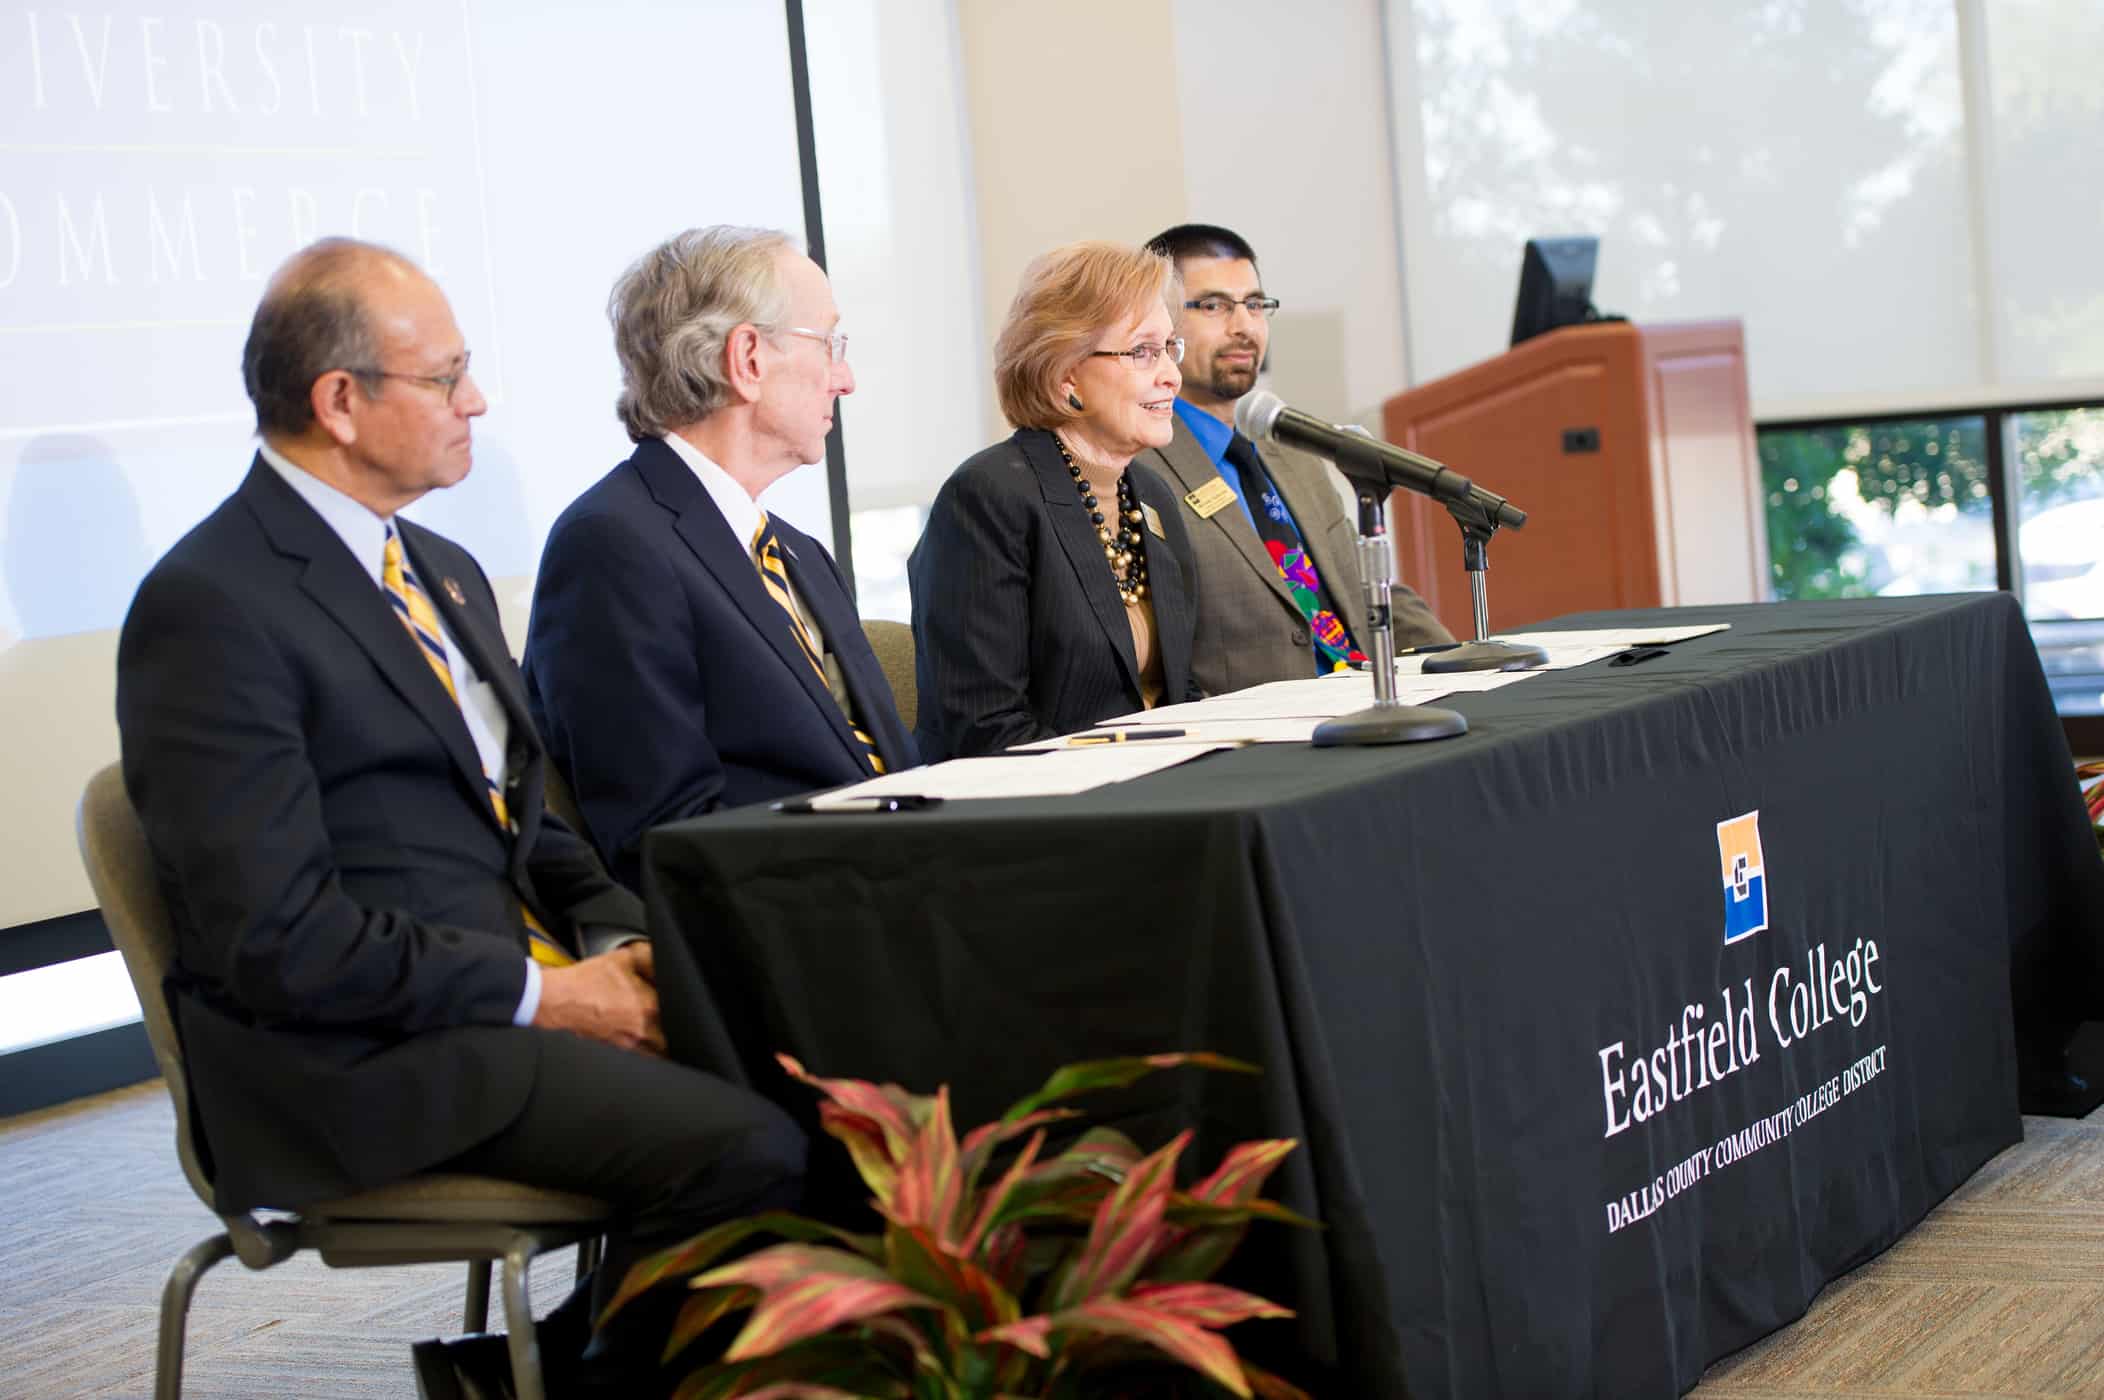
[807,0,991,620]
[1172,0,1413,425]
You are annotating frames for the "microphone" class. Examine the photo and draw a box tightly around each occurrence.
[1236,390,1526,530]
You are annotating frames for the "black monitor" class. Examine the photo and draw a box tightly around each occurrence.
[1510,236,1599,346]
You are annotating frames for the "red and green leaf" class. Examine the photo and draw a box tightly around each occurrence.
[815,1104,902,1207]
[977,1315,1053,1360]
[664,1285,759,1364]
[672,1332,911,1400]
[602,1212,877,1325]
[981,1222,1028,1294]
[886,1085,966,1244]
[1149,1198,1319,1286]
[1163,1197,1322,1231]
[1124,1281,1293,1327]
[695,1243,884,1295]
[1050,1131,1188,1310]
[999,1052,1259,1123]
[701,1252,946,1363]
[1187,1139,1297,1205]
[957,1128,1045,1258]
[983,1126,1143,1228]
[1041,1296,1254,1397]
[881,1224,1021,1330]
[958,1107,1079,1181]
[1143,1222,1243,1286]
[778,1054,930,1161]
[1242,1359,1317,1400]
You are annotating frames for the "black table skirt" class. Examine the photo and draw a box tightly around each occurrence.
[643,594,2104,1399]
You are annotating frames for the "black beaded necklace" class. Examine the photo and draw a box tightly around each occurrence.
[1055,434,1148,606]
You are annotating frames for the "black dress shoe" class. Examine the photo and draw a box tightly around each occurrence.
[410,1334,517,1400]
[412,1338,464,1400]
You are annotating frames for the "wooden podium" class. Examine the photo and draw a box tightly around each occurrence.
[1380,319,1768,637]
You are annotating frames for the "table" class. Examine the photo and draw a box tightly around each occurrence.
[643,595,2104,1398]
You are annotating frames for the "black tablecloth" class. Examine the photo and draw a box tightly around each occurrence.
[643,594,2104,1399]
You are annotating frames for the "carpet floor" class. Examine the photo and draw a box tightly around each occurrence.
[2,1080,2099,1398]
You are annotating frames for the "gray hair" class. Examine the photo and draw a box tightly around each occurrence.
[608,226,796,442]
[243,237,417,437]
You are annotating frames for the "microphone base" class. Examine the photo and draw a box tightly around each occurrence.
[1312,702,1468,746]
[1422,640,1549,673]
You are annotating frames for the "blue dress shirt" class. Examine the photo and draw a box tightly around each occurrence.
[1170,399,1312,545]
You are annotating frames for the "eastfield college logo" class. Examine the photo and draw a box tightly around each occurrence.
[1718,811,1768,943]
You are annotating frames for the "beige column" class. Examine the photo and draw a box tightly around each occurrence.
[957,0,1190,427]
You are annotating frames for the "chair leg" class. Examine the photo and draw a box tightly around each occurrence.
[462,1259,492,1333]
[157,1232,234,1400]
[501,1237,544,1400]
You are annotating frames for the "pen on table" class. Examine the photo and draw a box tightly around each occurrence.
[772,794,943,814]
[1065,728,1189,746]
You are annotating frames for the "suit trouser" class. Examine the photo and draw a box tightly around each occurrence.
[435,1028,806,1381]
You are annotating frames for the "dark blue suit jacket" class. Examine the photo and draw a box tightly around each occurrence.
[116,459,643,1211]
[524,437,916,888]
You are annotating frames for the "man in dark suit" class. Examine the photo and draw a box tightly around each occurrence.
[524,227,915,888]
[116,238,802,1395]
[1140,224,1452,696]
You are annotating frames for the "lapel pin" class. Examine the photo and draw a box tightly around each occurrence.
[442,577,467,606]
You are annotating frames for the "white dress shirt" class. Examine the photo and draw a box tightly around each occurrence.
[658,431,829,660]
[257,442,541,1024]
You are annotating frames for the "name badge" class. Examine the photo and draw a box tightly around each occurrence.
[1183,477,1238,519]
[1142,502,1167,540]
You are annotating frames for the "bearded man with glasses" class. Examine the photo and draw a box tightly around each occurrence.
[522,226,917,891]
[1140,224,1451,696]
[908,241,1204,759]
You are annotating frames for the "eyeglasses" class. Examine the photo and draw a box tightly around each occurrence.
[772,326,850,363]
[346,351,474,405]
[1088,337,1185,370]
[1183,295,1281,319]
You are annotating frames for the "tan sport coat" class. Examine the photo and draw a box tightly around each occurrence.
[1142,414,1452,697]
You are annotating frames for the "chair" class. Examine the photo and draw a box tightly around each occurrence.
[542,758,588,839]
[76,763,611,1400]
[862,618,918,733]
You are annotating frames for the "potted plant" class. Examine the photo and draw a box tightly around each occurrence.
[600,1052,1317,1399]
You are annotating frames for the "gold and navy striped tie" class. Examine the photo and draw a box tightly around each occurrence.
[380,524,575,968]
[750,514,885,775]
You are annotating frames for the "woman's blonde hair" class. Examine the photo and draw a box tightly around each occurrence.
[993,242,1175,430]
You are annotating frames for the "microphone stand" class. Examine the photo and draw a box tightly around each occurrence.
[1420,489,1549,674]
[1311,486,1468,746]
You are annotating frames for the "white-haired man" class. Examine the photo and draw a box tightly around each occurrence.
[525,227,916,889]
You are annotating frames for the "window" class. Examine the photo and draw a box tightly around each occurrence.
[1759,417,1994,602]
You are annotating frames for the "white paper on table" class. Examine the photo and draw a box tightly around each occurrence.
[803,744,1237,808]
[1489,622,1729,651]
[1460,642,1628,671]
[1411,623,1726,671]
[1100,675,1379,725]
[1388,666,1540,692]
[1101,665,1542,726]
[1011,717,1326,749]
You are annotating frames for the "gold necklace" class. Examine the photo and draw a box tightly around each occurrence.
[1054,435,1147,606]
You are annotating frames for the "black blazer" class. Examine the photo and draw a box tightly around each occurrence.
[523,437,916,888]
[908,428,1201,760]
[115,458,644,1213]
